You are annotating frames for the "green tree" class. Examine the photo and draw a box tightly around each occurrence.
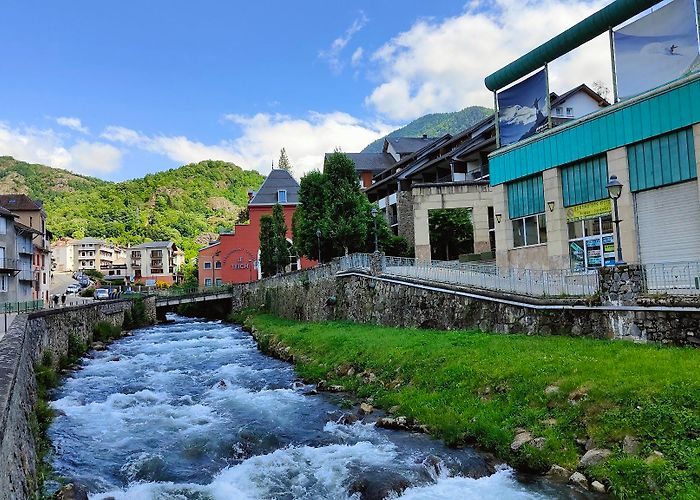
[259,215,276,277]
[428,208,474,260]
[271,204,289,274]
[293,171,331,262]
[324,152,372,255]
[278,148,292,171]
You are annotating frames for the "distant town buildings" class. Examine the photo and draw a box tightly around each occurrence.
[198,169,314,286]
[127,241,185,285]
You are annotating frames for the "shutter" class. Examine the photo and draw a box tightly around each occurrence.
[507,175,544,219]
[628,127,697,192]
[561,155,608,207]
[636,180,700,264]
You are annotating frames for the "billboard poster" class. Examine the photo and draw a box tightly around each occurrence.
[497,69,549,147]
[614,0,700,99]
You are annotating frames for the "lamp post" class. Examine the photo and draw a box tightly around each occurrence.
[606,175,626,265]
[371,207,379,253]
[316,228,321,264]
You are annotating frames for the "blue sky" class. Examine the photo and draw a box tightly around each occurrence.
[0,0,616,181]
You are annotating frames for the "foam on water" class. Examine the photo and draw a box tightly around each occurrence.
[49,315,581,499]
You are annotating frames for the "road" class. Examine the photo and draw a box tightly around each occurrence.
[50,272,95,307]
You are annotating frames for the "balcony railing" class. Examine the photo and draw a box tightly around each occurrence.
[0,258,18,271]
[17,269,33,281]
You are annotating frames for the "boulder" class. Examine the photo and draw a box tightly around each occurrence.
[347,471,410,500]
[376,416,410,430]
[327,385,346,392]
[91,342,106,351]
[530,437,546,449]
[622,435,640,455]
[510,431,533,452]
[591,480,606,493]
[569,472,589,490]
[53,483,88,500]
[645,451,664,464]
[579,448,612,468]
[546,465,571,479]
[338,413,358,425]
[359,402,374,415]
[335,363,354,376]
[544,385,559,395]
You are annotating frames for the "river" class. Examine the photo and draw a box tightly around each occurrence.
[48,315,588,499]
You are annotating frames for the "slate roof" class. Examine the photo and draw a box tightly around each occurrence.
[550,84,609,108]
[249,169,299,205]
[0,194,44,213]
[324,153,396,173]
[131,241,176,249]
[385,137,439,155]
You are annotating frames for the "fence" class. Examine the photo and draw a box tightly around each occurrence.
[339,253,599,297]
[642,261,700,295]
[0,300,44,314]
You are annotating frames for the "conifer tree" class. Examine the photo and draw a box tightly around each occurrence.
[278,148,292,171]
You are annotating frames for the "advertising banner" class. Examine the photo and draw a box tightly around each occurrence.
[497,69,549,147]
[614,0,700,99]
[566,199,612,223]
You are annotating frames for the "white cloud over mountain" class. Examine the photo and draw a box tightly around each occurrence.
[499,105,537,126]
[366,0,611,120]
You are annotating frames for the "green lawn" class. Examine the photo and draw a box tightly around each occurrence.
[243,313,700,499]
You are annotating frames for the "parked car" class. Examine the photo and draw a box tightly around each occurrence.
[94,288,110,300]
[66,284,81,295]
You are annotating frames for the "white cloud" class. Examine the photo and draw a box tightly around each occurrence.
[499,105,536,125]
[0,122,122,175]
[366,0,611,120]
[319,12,368,74]
[102,112,392,177]
[55,116,89,134]
[351,47,364,67]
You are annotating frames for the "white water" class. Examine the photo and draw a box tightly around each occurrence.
[48,316,583,499]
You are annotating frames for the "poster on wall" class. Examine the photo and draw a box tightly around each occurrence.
[614,0,700,99]
[497,69,549,147]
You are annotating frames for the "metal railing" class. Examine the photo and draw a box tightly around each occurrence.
[338,254,599,297]
[154,285,232,298]
[0,299,44,314]
[642,261,700,295]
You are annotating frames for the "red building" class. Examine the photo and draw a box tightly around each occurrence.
[198,169,315,286]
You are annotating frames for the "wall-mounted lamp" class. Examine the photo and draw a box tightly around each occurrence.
[495,213,502,223]
[547,201,555,212]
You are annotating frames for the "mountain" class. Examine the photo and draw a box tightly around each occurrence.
[362,106,493,153]
[0,156,264,258]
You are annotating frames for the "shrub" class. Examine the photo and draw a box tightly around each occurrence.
[93,321,122,342]
[79,287,95,298]
[84,269,104,280]
[123,297,148,329]
[60,333,87,369]
[382,235,414,258]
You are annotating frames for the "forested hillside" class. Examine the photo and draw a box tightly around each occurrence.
[362,106,493,153]
[0,157,264,258]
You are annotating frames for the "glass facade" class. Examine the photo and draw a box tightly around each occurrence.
[568,214,615,272]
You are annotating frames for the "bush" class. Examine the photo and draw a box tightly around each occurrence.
[79,287,95,298]
[84,269,104,280]
[382,235,413,257]
[60,333,87,368]
[93,321,122,342]
[123,297,148,329]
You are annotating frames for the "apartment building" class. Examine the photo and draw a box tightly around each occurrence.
[127,241,184,285]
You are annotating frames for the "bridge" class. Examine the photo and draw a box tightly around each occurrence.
[154,287,235,319]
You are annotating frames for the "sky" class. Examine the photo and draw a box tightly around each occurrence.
[0,0,624,181]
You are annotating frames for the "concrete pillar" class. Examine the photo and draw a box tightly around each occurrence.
[413,206,431,262]
[472,204,491,254]
[542,168,569,270]
[492,184,512,268]
[606,147,639,263]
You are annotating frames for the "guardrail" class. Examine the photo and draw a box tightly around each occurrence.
[642,261,700,295]
[0,300,44,314]
[339,253,599,297]
[153,285,233,298]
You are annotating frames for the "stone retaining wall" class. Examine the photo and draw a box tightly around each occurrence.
[230,264,700,346]
[0,297,156,500]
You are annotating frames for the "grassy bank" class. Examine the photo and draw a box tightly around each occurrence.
[243,313,700,499]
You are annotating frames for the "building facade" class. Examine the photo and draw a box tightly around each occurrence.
[127,241,185,285]
[198,169,315,286]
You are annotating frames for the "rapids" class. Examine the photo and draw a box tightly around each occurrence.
[48,315,589,499]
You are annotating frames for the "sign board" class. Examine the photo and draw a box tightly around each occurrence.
[497,69,549,147]
[614,0,700,99]
[566,199,612,222]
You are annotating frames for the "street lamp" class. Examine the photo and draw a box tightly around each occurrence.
[316,228,321,264]
[370,207,379,253]
[606,175,626,265]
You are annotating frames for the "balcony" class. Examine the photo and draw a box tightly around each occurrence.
[17,269,33,281]
[150,251,163,259]
[17,243,33,255]
[151,259,163,267]
[0,258,18,272]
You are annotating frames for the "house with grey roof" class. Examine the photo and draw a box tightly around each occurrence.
[127,240,185,285]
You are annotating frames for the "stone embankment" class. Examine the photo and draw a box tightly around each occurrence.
[0,297,156,500]
[231,260,700,346]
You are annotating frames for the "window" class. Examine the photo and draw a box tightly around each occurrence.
[215,278,223,286]
[512,214,547,248]
[204,278,212,287]
[487,206,496,253]
[566,107,574,117]
[0,275,6,292]
[568,215,615,272]
[555,107,563,116]
[215,261,222,269]
[0,218,6,235]
[277,190,287,203]
[204,262,212,269]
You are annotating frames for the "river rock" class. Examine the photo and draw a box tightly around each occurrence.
[347,471,410,500]
[53,483,89,500]
[530,437,546,449]
[376,416,410,430]
[388,405,400,414]
[335,363,355,376]
[510,431,533,452]
[568,388,588,403]
[327,385,346,392]
[578,448,612,467]
[359,402,374,415]
[568,472,588,490]
[544,385,559,395]
[645,451,664,464]
[92,342,106,351]
[338,413,358,425]
[622,435,640,455]
[591,480,606,493]
[546,465,571,479]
